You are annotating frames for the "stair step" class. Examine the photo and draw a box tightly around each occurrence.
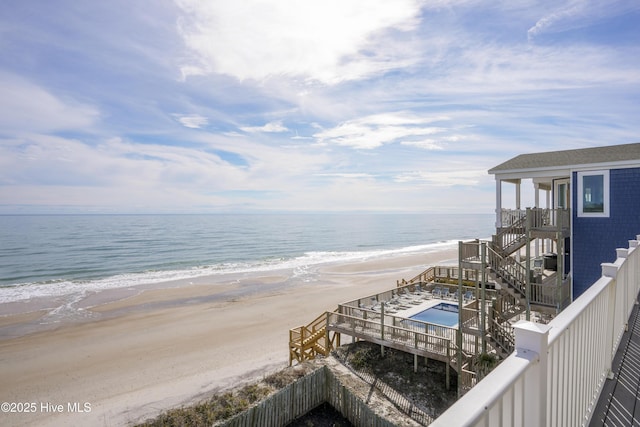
[302,333,325,346]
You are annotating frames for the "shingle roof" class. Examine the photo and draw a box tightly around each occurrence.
[488,142,640,174]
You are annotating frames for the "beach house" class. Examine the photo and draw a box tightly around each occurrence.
[488,142,640,304]
[288,142,640,426]
[429,142,640,426]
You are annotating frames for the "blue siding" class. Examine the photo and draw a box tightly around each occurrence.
[572,167,640,297]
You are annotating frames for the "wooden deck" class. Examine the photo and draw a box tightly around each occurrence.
[328,287,480,391]
[589,294,640,426]
[290,277,506,391]
[289,265,521,393]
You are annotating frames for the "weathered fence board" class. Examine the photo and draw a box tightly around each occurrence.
[219,366,400,427]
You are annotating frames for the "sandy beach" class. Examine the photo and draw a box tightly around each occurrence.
[0,247,458,426]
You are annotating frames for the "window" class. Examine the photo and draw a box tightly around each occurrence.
[577,170,609,217]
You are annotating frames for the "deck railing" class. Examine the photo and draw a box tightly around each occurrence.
[493,214,527,254]
[527,207,571,232]
[500,208,570,231]
[530,279,571,309]
[402,265,436,285]
[487,244,528,296]
[431,235,640,427]
[289,310,340,365]
[400,265,480,287]
[327,310,457,359]
[326,309,477,392]
[488,308,516,354]
[500,209,527,228]
[463,238,567,308]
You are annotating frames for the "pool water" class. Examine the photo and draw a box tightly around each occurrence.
[410,303,459,327]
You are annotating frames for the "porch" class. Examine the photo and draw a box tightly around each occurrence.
[486,208,572,312]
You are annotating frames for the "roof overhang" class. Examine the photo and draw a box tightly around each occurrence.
[490,159,640,181]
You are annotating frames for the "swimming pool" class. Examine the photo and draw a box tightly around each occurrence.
[409,303,459,327]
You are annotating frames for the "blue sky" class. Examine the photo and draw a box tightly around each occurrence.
[1,0,639,214]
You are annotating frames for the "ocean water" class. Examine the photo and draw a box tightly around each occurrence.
[0,213,494,304]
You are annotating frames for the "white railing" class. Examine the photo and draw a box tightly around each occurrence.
[500,209,527,228]
[499,208,570,231]
[432,235,640,427]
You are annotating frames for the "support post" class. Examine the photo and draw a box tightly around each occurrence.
[414,334,419,373]
[496,179,502,229]
[446,340,451,391]
[512,321,552,427]
[380,303,385,357]
[351,313,356,343]
[556,231,563,313]
[325,313,330,355]
[534,184,540,258]
[481,241,487,353]
[602,262,619,378]
[525,208,531,320]
[457,241,463,397]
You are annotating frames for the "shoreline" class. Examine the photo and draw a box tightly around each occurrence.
[0,247,458,427]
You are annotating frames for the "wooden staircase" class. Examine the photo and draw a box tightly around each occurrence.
[492,214,527,257]
[458,218,530,362]
[469,209,569,359]
[289,311,340,365]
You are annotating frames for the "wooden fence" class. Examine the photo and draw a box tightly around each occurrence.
[343,364,435,425]
[220,366,398,427]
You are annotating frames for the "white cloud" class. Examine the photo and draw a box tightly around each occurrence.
[394,168,487,186]
[175,0,423,84]
[314,173,375,179]
[400,139,448,150]
[2,1,639,214]
[313,112,452,149]
[0,73,99,133]
[240,121,289,133]
[175,114,209,129]
[527,0,640,41]
[0,130,337,211]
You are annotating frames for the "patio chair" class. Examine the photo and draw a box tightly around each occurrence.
[408,296,422,305]
[382,302,398,314]
[441,288,450,299]
[432,287,442,298]
[423,286,434,299]
[464,290,474,301]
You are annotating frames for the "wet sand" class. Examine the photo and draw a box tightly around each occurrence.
[0,247,458,426]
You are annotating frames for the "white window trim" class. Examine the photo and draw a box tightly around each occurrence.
[577,170,610,217]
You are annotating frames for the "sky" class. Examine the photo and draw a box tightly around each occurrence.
[0,0,639,214]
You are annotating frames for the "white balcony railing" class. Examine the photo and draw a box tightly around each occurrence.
[499,208,570,231]
[432,235,640,427]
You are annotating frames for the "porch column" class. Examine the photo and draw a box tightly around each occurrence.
[495,179,502,228]
[545,189,551,253]
[516,180,521,210]
[534,183,540,257]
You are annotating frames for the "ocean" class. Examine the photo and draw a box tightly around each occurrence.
[0,213,494,304]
